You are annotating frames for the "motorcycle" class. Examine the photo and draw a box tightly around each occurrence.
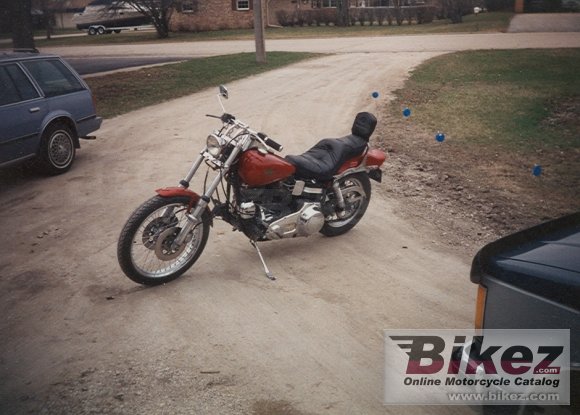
[117,86,386,285]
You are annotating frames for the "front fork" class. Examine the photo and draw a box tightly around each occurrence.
[172,144,243,247]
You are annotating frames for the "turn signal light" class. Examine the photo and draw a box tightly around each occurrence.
[474,285,487,330]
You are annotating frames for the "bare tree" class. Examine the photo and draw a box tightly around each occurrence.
[442,0,474,24]
[38,0,62,40]
[4,0,36,50]
[122,0,178,38]
[392,0,404,26]
[336,0,351,27]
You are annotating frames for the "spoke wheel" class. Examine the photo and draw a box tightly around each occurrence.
[118,196,210,285]
[320,172,371,237]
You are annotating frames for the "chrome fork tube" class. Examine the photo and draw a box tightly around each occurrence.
[181,147,207,186]
[173,143,244,246]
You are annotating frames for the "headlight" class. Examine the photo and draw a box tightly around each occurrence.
[206,134,224,157]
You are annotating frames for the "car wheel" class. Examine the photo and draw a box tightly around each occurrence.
[38,123,76,175]
[88,27,97,35]
[97,26,105,35]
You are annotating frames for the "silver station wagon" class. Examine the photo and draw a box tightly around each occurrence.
[0,52,102,174]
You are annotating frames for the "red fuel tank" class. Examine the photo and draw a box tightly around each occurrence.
[238,149,296,187]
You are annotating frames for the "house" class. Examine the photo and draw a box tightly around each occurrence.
[172,1,432,31]
[29,0,90,30]
[170,0,303,31]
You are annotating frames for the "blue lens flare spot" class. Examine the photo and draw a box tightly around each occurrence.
[435,132,445,142]
[371,91,379,99]
[532,164,542,177]
[402,107,411,118]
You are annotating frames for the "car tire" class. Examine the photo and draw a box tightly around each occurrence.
[37,123,76,175]
[97,26,105,35]
[88,27,97,35]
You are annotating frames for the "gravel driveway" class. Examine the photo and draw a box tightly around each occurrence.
[1,33,579,414]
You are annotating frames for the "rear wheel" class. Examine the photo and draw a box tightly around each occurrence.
[97,26,105,35]
[37,122,76,175]
[320,172,371,237]
[88,27,97,35]
[117,195,210,285]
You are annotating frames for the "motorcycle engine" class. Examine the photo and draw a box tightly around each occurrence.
[237,183,324,240]
[265,203,324,240]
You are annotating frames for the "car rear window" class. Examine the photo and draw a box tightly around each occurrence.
[22,59,85,98]
[0,64,40,106]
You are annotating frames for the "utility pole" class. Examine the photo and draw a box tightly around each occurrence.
[253,0,266,64]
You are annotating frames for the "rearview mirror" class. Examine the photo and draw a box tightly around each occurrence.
[219,85,228,99]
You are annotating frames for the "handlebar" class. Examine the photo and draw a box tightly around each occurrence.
[207,113,283,152]
[264,137,283,152]
[258,132,283,152]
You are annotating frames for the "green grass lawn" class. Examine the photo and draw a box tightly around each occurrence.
[393,49,580,151]
[380,48,579,234]
[28,12,512,48]
[86,52,320,119]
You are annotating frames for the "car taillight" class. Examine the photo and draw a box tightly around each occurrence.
[474,285,487,330]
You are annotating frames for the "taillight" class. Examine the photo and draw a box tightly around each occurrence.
[474,285,487,330]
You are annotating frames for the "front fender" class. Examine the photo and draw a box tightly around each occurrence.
[155,187,213,225]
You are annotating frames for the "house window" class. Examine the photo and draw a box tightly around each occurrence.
[311,0,338,7]
[181,0,198,13]
[357,0,391,6]
[236,0,250,10]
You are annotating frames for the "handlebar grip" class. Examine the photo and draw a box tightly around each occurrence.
[265,137,283,152]
[221,113,235,123]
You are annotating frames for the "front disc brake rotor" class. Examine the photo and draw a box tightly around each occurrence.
[154,227,192,260]
[142,217,177,249]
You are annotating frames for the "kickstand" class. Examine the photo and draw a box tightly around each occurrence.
[250,240,276,281]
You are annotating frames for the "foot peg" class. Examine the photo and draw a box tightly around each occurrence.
[250,240,276,281]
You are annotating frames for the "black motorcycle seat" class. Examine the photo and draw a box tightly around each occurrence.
[285,134,368,181]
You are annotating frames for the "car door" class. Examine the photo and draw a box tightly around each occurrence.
[20,58,92,129]
[0,62,48,166]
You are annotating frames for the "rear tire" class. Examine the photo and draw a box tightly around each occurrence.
[118,195,210,286]
[320,172,371,237]
[37,122,76,175]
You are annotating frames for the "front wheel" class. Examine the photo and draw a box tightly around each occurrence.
[320,172,371,237]
[117,195,210,285]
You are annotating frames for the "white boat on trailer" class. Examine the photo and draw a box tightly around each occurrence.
[73,0,151,35]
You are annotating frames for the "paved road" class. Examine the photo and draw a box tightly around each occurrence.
[63,56,185,75]
[1,33,579,414]
[44,32,580,60]
[508,13,580,32]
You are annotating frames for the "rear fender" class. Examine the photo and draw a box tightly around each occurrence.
[155,187,212,225]
[335,148,387,181]
[337,148,387,174]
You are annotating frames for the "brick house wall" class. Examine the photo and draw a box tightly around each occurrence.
[171,0,319,31]
[171,0,258,32]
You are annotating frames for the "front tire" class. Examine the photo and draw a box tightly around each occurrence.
[117,195,210,286]
[320,172,371,237]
